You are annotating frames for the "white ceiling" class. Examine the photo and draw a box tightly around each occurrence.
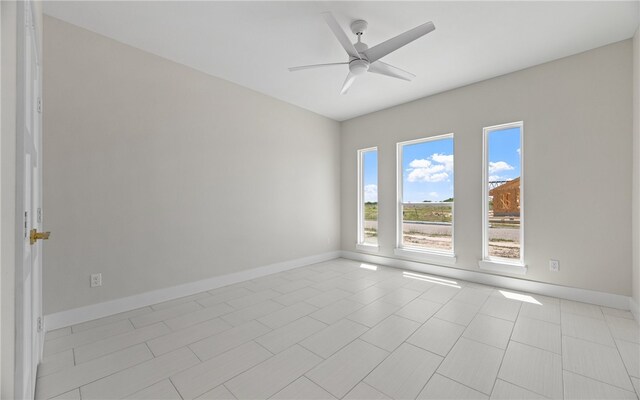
[44,1,639,121]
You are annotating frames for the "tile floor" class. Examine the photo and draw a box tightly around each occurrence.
[36,258,640,400]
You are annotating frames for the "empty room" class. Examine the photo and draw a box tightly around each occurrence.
[1,1,640,399]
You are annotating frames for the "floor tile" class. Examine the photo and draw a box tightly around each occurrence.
[561,299,604,320]
[616,339,640,378]
[434,300,482,326]
[151,292,211,311]
[80,347,199,399]
[129,379,182,399]
[273,279,314,294]
[379,287,422,306]
[171,341,271,399]
[395,298,442,323]
[273,287,324,306]
[343,383,390,400]
[519,302,560,324]
[335,278,378,293]
[221,300,284,326]
[561,312,615,346]
[364,343,442,399]
[44,319,134,357]
[360,315,420,352]
[37,349,74,378]
[562,335,634,391]
[346,300,400,327]
[498,341,563,398]
[49,389,81,400]
[489,380,546,400]
[463,314,513,349]
[454,287,492,306]
[348,286,391,305]
[70,307,151,333]
[438,337,504,395]
[305,288,352,308]
[306,339,389,398]
[563,370,638,400]
[309,299,364,325]
[417,373,488,399]
[147,318,232,356]
[257,302,317,329]
[407,317,465,357]
[226,289,280,309]
[74,322,170,363]
[198,287,254,307]
[632,377,640,396]
[300,318,369,358]
[195,385,236,399]
[256,316,327,354]
[606,315,640,343]
[479,297,521,322]
[36,343,153,400]
[511,318,560,356]
[601,307,636,320]
[45,327,72,341]
[226,345,322,400]
[164,302,234,330]
[130,302,202,328]
[271,376,336,399]
[420,285,462,304]
[244,277,292,293]
[189,320,271,360]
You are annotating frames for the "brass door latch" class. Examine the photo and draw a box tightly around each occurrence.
[30,229,50,245]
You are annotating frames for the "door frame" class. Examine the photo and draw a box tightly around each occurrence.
[13,1,44,398]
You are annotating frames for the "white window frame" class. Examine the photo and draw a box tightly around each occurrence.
[357,147,378,250]
[480,121,526,274]
[395,134,456,262]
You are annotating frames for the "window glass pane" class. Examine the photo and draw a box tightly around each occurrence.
[362,150,378,245]
[401,137,454,252]
[487,126,521,260]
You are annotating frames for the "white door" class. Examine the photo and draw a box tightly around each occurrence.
[15,1,45,399]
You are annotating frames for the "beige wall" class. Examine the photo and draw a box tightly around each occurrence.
[633,26,639,315]
[43,16,341,315]
[341,40,633,296]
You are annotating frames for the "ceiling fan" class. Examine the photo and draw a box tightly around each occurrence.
[289,12,435,94]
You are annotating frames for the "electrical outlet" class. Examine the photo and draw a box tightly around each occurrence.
[549,260,559,272]
[90,273,102,287]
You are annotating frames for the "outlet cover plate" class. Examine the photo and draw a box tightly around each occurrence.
[91,273,102,287]
[549,260,559,272]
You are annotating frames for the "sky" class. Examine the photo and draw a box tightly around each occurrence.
[362,127,521,204]
[488,126,521,182]
[363,150,378,203]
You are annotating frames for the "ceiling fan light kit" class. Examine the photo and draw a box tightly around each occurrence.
[288,12,435,94]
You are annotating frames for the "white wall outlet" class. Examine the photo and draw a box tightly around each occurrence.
[549,260,560,272]
[90,273,102,287]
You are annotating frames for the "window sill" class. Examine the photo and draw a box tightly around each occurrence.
[356,243,379,252]
[478,260,527,275]
[393,248,457,265]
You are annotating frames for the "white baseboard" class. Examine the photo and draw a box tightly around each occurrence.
[630,297,640,323]
[44,251,341,331]
[341,250,632,311]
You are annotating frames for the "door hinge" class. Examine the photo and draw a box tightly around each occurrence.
[37,97,42,114]
[37,317,42,332]
[24,211,28,239]
[37,208,42,224]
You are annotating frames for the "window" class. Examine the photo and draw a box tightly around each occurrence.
[482,122,524,267]
[397,134,454,256]
[357,148,378,247]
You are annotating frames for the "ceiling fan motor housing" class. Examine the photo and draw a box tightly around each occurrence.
[349,58,369,75]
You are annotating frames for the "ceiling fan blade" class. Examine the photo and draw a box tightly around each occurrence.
[288,62,348,72]
[322,12,361,60]
[363,21,435,63]
[368,61,416,81]
[340,72,357,95]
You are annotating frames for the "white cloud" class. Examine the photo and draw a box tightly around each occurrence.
[431,153,454,172]
[364,184,378,203]
[406,154,453,183]
[516,148,521,155]
[428,192,439,198]
[488,161,514,174]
